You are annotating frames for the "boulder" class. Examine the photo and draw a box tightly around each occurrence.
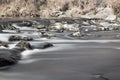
[9,35,21,41]
[15,41,33,50]
[17,21,33,27]
[9,35,33,41]
[22,37,33,41]
[0,49,21,68]
[34,42,53,49]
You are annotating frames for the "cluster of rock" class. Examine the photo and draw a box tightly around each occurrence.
[8,35,33,42]
[0,19,56,69]
[0,22,20,33]
[0,23,17,30]
[0,40,23,69]
[0,40,54,69]
[14,19,50,29]
[1,17,120,69]
[33,42,53,49]
[15,41,53,50]
[69,18,120,37]
[50,22,79,32]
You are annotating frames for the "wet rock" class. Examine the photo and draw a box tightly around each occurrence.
[17,21,32,27]
[0,41,9,48]
[34,42,53,49]
[8,35,21,41]
[22,37,33,41]
[9,35,33,41]
[39,31,56,38]
[0,23,17,30]
[15,41,33,50]
[39,42,53,49]
[15,41,53,50]
[0,49,21,68]
[33,19,50,29]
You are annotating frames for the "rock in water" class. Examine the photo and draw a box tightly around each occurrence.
[22,37,33,41]
[9,35,33,41]
[15,41,53,50]
[35,42,53,49]
[0,49,21,68]
[9,35,21,41]
[15,41,33,50]
[0,41,9,48]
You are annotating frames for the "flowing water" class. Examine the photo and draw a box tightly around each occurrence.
[0,38,120,80]
[0,21,120,80]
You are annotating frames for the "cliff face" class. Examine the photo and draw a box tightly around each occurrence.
[0,0,119,19]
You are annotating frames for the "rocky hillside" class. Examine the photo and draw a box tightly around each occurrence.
[0,0,120,20]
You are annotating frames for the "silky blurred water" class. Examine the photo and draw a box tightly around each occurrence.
[0,39,120,80]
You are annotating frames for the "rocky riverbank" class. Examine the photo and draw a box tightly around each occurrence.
[0,0,119,20]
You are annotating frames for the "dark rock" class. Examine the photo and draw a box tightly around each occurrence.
[9,35,33,41]
[9,35,21,41]
[34,19,50,28]
[0,41,9,48]
[17,21,33,27]
[22,37,33,41]
[15,41,33,50]
[0,49,21,68]
[34,42,53,49]
[0,23,17,30]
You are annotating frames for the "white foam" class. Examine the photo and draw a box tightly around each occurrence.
[21,50,37,59]
[0,46,8,49]
[19,59,40,64]
[0,34,11,42]
[9,43,17,49]
[21,44,74,59]
[19,58,68,64]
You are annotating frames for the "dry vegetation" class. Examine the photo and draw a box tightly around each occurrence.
[0,0,119,18]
